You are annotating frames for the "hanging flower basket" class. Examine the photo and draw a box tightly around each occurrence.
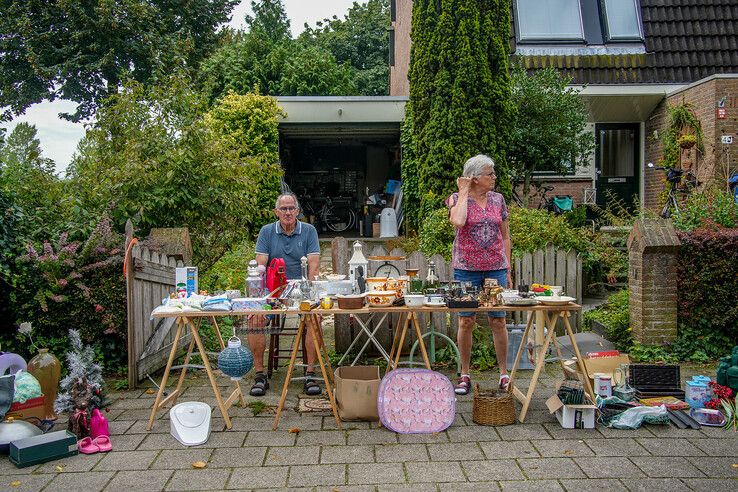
[678,134,697,149]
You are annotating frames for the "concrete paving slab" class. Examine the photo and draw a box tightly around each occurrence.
[46,470,115,492]
[287,463,346,487]
[631,457,705,478]
[636,437,706,457]
[165,468,231,491]
[244,429,297,446]
[684,456,738,478]
[375,443,429,462]
[151,448,214,469]
[104,470,173,491]
[1,473,53,492]
[462,459,523,481]
[396,431,450,444]
[531,439,594,457]
[192,430,247,448]
[320,445,374,464]
[681,478,738,491]
[347,428,399,445]
[375,484,438,492]
[347,463,405,484]
[295,430,346,446]
[618,478,688,492]
[94,450,160,471]
[497,424,552,441]
[480,440,540,459]
[447,426,500,442]
[559,478,627,491]
[439,482,502,491]
[687,437,738,456]
[209,446,267,467]
[266,445,321,466]
[582,438,649,457]
[518,458,586,479]
[35,453,103,473]
[573,457,645,479]
[227,465,289,489]
[427,442,485,461]
[499,480,564,491]
[404,461,466,483]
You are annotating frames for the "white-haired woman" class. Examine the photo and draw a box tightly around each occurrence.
[446,154,512,395]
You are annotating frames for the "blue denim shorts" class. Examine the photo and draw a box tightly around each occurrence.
[453,268,508,318]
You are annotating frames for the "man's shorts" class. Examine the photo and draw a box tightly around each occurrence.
[453,268,508,318]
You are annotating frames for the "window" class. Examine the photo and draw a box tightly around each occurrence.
[515,0,584,42]
[514,0,644,45]
[601,0,643,41]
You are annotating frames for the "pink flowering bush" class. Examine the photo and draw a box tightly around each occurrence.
[4,217,127,373]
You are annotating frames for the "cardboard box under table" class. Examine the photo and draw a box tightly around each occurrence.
[564,354,630,388]
[546,384,597,429]
[334,366,380,421]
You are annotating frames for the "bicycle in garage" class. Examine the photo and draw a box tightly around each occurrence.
[302,197,357,233]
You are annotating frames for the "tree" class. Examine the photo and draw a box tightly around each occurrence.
[404,0,515,222]
[0,0,238,121]
[66,74,283,270]
[199,0,356,101]
[508,65,594,201]
[298,0,390,95]
[0,123,66,240]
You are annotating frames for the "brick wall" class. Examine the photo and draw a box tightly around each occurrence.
[389,0,412,96]
[627,219,681,345]
[644,75,738,211]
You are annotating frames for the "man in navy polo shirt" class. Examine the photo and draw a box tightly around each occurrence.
[248,192,322,396]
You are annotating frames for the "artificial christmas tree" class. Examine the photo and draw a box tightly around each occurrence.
[55,330,109,438]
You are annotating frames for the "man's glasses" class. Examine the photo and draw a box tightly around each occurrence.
[277,206,298,212]
[480,172,496,177]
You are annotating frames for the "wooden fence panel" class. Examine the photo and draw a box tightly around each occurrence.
[126,229,190,388]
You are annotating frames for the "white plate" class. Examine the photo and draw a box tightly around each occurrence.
[424,301,446,308]
[536,296,576,306]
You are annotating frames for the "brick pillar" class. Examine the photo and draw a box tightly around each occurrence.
[627,218,681,345]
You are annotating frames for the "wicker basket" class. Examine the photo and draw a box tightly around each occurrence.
[472,383,516,426]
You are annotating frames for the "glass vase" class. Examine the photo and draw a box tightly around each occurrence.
[27,348,62,420]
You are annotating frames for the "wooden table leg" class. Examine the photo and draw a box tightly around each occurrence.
[563,312,595,401]
[410,313,431,369]
[147,318,184,431]
[187,319,233,429]
[385,312,405,373]
[307,314,342,429]
[273,317,306,430]
[387,314,411,376]
[312,315,334,387]
[509,313,535,389]
[513,312,560,423]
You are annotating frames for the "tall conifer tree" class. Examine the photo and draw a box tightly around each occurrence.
[403,0,514,221]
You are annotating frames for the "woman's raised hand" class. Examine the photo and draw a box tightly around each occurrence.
[456,176,472,193]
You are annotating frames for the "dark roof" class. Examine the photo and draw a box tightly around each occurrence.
[511,0,738,84]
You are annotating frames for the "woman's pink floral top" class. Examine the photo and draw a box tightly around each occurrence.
[446,191,509,271]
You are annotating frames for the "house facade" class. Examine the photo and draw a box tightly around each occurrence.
[389,0,738,210]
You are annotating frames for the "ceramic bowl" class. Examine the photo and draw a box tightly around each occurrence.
[366,277,388,292]
[404,294,425,307]
[366,290,396,307]
[326,274,346,281]
[336,294,365,309]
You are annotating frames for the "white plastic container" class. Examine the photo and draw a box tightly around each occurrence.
[170,402,211,446]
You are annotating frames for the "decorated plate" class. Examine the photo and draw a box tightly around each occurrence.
[505,298,539,306]
[536,296,576,306]
[424,301,446,308]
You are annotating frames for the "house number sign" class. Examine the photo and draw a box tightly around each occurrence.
[721,135,733,144]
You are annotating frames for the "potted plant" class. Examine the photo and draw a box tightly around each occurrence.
[678,134,698,149]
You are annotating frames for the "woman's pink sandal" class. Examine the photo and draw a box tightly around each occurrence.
[499,374,510,391]
[93,435,112,452]
[77,437,99,454]
[455,375,472,395]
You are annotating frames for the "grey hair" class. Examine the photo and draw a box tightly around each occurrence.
[275,192,301,210]
[462,154,495,177]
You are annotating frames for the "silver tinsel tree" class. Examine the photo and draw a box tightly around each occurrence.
[55,329,109,415]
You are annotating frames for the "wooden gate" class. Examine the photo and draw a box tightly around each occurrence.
[125,225,188,388]
[330,238,582,354]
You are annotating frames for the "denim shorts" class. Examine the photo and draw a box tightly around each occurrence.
[453,268,508,318]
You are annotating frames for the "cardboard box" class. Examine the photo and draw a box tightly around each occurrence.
[175,267,198,296]
[564,354,630,388]
[334,366,380,421]
[9,430,78,468]
[546,383,597,429]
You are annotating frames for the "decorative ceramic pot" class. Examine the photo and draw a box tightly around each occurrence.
[217,337,254,381]
[26,349,61,420]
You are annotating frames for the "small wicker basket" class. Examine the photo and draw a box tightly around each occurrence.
[472,383,516,426]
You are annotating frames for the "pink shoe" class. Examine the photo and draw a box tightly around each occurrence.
[90,408,109,438]
[92,435,112,452]
[78,437,99,454]
[499,374,510,391]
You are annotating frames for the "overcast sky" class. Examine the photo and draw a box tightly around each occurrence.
[1,1,356,175]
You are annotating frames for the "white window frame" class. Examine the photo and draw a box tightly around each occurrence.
[515,0,586,43]
[600,0,644,42]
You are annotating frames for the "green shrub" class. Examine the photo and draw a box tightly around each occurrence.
[200,240,256,293]
[415,205,627,281]
[3,218,128,374]
[672,187,738,232]
[676,227,738,357]
[583,289,632,352]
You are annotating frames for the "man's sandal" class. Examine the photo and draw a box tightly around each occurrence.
[454,375,472,395]
[249,372,269,397]
[303,374,322,396]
